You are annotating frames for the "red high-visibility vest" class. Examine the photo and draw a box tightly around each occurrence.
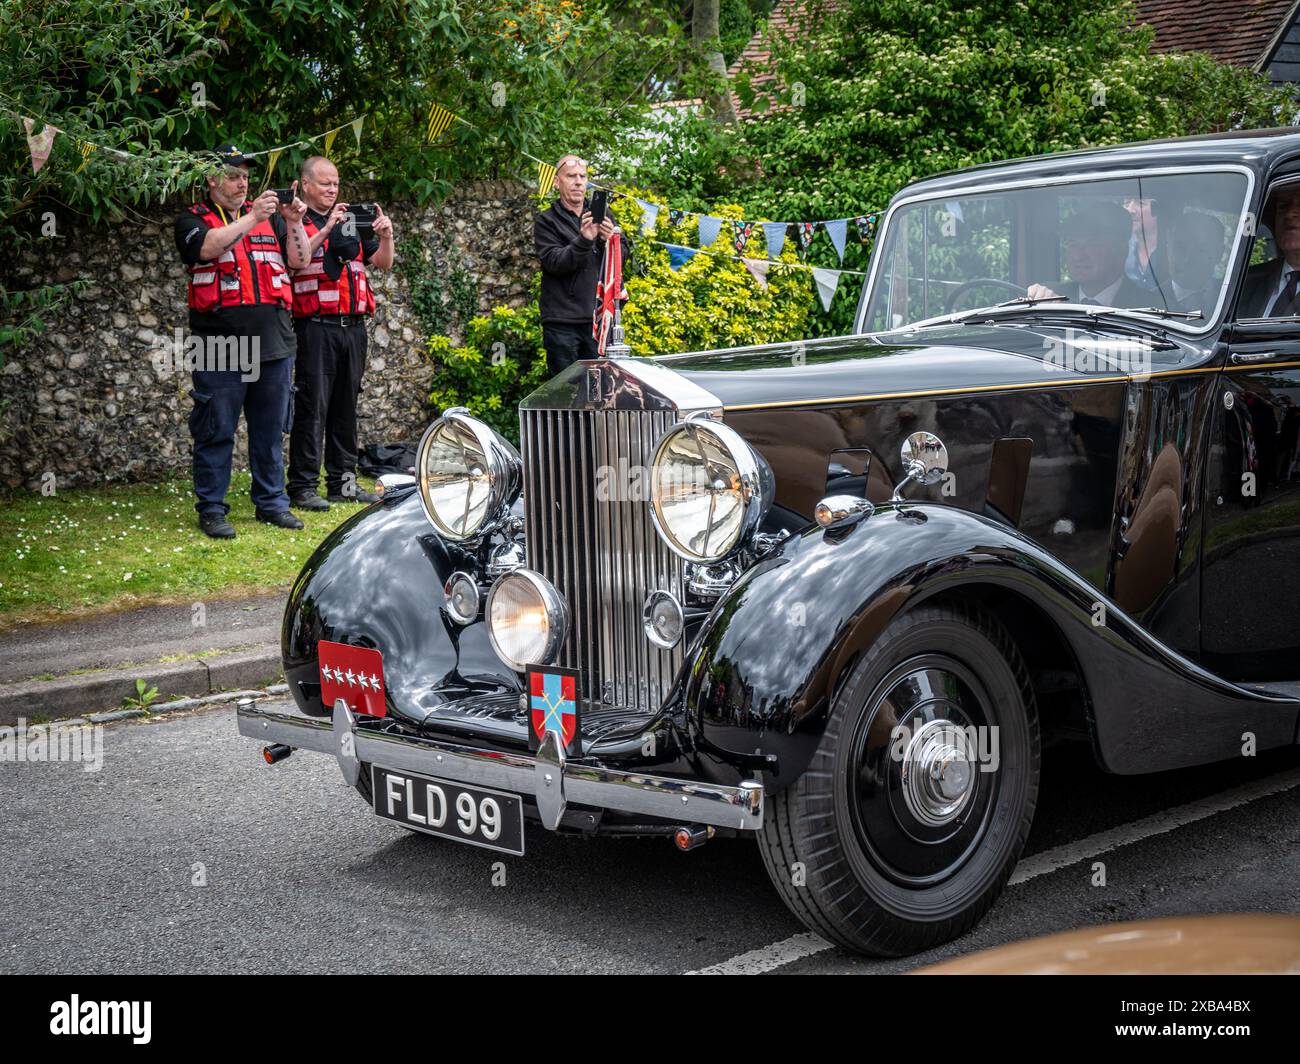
[291,214,376,317]
[185,202,292,314]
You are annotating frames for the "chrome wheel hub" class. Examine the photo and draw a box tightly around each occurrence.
[900,719,975,827]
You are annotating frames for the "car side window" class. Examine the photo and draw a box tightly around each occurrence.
[1235,179,1300,322]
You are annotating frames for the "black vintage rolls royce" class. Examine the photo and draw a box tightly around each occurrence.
[240,129,1300,957]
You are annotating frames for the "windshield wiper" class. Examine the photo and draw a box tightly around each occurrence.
[991,295,1070,309]
[952,294,1071,322]
[917,295,1070,328]
[1099,306,1203,321]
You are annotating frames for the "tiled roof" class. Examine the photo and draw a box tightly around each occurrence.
[1135,0,1298,68]
[725,0,843,121]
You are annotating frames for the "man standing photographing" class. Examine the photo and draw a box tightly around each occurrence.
[287,155,395,511]
[173,144,311,539]
[534,154,632,376]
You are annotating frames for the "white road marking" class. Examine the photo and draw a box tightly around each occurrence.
[687,932,834,975]
[690,765,1300,975]
[1008,764,1300,884]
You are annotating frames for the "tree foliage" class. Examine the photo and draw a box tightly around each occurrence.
[630,0,1299,336]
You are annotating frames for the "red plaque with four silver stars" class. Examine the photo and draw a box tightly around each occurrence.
[317,640,387,718]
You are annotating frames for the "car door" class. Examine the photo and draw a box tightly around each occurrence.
[1200,178,1300,681]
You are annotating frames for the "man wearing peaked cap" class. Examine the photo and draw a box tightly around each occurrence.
[173,143,312,538]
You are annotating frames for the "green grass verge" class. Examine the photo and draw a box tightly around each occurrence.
[0,471,372,628]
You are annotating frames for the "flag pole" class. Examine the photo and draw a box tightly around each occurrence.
[605,226,631,357]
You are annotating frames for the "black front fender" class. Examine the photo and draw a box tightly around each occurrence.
[686,502,1299,790]
[282,492,520,722]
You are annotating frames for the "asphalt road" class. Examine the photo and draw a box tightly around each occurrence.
[2,703,1298,974]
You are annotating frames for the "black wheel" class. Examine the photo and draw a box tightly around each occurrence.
[758,599,1039,956]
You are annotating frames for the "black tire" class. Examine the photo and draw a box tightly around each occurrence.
[758,598,1040,956]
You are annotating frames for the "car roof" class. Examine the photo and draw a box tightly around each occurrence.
[892,127,1300,202]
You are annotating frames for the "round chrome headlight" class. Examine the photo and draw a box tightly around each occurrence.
[416,408,521,541]
[643,590,685,649]
[486,569,568,672]
[649,418,774,563]
[444,571,480,626]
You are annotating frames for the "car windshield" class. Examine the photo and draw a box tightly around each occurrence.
[858,169,1251,334]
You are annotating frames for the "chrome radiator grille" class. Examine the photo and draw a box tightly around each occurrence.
[520,408,686,714]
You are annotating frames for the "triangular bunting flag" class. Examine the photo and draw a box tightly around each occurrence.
[76,140,97,173]
[323,125,339,156]
[22,118,56,174]
[811,267,842,312]
[667,244,699,271]
[742,257,770,289]
[732,220,755,254]
[824,218,849,264]
[698,215,723,248]
[426,102,455,143]
[351,116,365,149]
[266,149,282,184]
[537,161,557,199]
[669,208,685,226]
[763,222,787,260]
[794,221,817,257]
[637,198,661,235]
[854,214,878,243]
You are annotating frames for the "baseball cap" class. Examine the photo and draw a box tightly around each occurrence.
[212,144,251,168]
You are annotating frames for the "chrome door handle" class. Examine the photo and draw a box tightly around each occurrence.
[1229,351,1279,365]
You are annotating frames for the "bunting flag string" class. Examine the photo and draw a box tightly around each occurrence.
[4,90,872,316]
[2,98,370,177]
[425,102,455,144]
[22,117,56,174]
[731,220,755,254]
[264,148,282,187]
[536,160,557,199]
[824,217,848,263]
[763,221,787,259]
[811,266,843,312]
[741,257,770,289]
[655,237,850,312]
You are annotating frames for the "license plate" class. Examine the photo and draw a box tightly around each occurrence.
[371,766,525,856]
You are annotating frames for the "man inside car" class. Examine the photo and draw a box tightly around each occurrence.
[1166,210,1225,316]
[1028,202,1154,309]
[1238,183,1300,317]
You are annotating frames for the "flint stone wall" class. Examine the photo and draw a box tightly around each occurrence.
[0,179,536,490]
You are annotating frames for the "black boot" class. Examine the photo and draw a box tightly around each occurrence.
[199,512,237,539]
[255,509,305,530]
[328,488,380,504]
[290,491,330,512]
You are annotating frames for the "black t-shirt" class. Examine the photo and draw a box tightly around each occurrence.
[173,201,296,362]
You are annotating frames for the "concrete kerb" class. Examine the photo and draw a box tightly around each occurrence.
[0,646,283,726]
[33,684,291,730]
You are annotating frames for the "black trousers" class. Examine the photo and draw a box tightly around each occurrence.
[287,317,368,497]
[542,321,599,377]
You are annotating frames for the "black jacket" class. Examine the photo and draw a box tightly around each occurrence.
[1237,258,1298,318]
[1046,276,1156,308]
[534,198,634,324]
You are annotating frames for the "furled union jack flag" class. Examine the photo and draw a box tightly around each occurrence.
[592,228,625,355]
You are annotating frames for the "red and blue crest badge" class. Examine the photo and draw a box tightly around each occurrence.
[526,664,581,756]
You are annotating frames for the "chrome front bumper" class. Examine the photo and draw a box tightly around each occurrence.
[237,699,765,832]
